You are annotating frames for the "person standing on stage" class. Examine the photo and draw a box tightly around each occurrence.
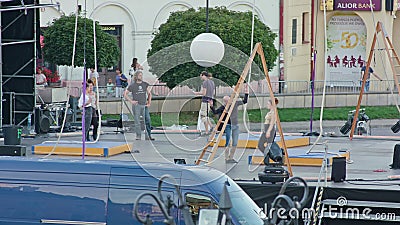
[211,84,249,163]
[194,71,215,135]
[124,70,154,141]
[78,80,95,141]
[257,98,279,154]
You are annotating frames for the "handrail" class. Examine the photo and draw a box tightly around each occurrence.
[85,79,395,100]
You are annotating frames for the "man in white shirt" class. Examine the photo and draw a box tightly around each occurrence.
[79,80,95,141]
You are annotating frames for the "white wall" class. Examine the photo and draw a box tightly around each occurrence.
[40,0,280,81]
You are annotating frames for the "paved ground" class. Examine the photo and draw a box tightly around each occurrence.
[5,118,400,190]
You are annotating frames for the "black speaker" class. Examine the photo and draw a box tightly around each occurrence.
[35,108,50,134]
[390,144,400,169]
[0,145,26,156]
[331,157,346,182]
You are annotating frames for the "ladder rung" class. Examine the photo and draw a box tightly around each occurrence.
[197,159,208,163]
[207,138,217,143]
[206,150,213,153]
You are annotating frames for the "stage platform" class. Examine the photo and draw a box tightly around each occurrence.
[213,132,310,148]
[248,148,350,166]
[32,141,131,157]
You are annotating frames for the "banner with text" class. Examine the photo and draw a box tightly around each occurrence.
[326,15,366,86]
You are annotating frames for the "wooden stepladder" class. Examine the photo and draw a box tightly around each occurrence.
[195,43,293,177]
[350,22,400,139]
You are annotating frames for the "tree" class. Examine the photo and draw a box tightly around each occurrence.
[43,15,120,68]
[147,7,278,88]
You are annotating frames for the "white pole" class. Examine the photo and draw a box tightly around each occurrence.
[249,0,256,81]
[243,0,256,135]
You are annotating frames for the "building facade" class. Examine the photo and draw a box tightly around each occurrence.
[283,0,399,92]
[39,0,280,83]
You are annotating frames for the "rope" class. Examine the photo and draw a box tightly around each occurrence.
[42,0,79,158]
[306,142,329,225]
[243,0,259,138]
[306,0,329,153]
[43,1,105,155]
[93,19,102,142]
[312,186,324,225]
[81,0,88,158]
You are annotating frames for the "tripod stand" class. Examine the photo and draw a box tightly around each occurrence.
[114,97,125,134]
[114,97,137,134]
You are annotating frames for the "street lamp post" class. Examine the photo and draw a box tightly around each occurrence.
[190,0,224,68]
[206,0,209,32]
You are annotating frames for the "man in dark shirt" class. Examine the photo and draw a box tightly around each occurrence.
[194,71,215,134]
[211,84,249,163]
[124,70,154,140]
[360,66,382,92]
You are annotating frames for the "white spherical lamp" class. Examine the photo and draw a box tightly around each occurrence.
[190,33,225,67]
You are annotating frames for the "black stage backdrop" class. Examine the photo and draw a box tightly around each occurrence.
[1,0,37,125]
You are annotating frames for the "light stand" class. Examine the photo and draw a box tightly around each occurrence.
[391,120,400,133]
[206,0,209,32]
[258,143,289,183]
[340,108,370,135]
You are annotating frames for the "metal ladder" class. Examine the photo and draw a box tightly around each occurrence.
[350,21,400,139]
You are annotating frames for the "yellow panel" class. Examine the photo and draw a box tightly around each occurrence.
[108,144,132,156]
[33,146,104,156]
[215,136,310,149]
[33,143,133,157]
[250,151,350,167]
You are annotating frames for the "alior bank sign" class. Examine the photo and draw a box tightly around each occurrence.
[321,0,382,11]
